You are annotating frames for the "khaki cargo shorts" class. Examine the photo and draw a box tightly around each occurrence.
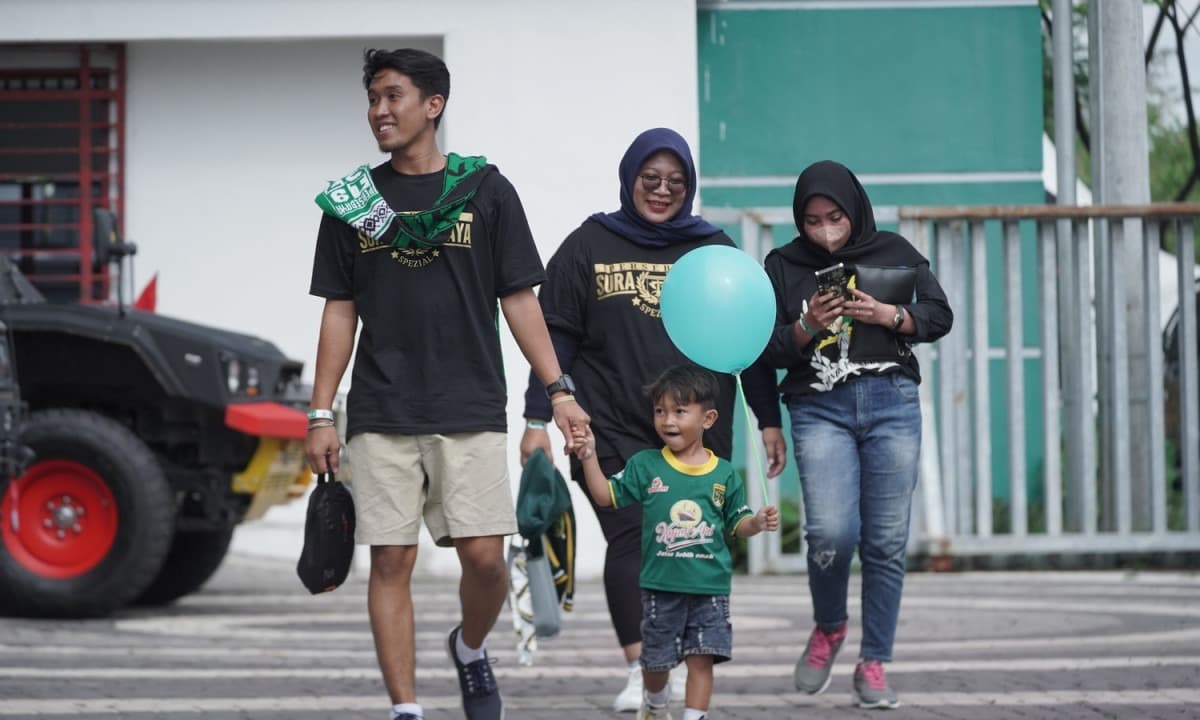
[346,431,516,547]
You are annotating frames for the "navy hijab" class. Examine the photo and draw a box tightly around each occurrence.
[588,127,721,248]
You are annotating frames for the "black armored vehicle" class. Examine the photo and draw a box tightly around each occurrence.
[0,258,311,617]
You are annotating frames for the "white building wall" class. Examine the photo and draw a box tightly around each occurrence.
[2,0,703,579]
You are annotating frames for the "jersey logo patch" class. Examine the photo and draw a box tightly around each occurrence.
[669,499,703,527]
[655,499,717,552]
[357,211,474,267]
[593,261,671,318]
[390,246,439,267]
[712,483,726,508]
[648,477,670,494]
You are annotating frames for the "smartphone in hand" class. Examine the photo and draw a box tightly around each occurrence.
[815,263,855,300]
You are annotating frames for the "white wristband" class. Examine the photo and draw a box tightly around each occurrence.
[307,409,335,421]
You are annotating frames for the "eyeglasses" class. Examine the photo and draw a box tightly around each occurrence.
[638,173,687,194]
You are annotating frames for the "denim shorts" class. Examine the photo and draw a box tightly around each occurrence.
[639,589,733,671]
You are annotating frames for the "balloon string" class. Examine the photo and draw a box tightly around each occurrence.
[735,371,770,505]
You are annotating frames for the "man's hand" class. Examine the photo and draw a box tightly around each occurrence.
[762,427,787,478]
[551,397,590,455]
[305,426,340,474]
[520,424,554,465]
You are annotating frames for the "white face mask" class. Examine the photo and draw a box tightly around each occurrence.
[810,224,850,248]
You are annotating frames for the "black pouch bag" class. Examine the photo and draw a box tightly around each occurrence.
[853,264,917,305]
[296,471,355,594]
[848,264,918,362]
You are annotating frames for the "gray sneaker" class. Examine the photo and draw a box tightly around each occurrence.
[853,659,900,709]
[793,623,847,693]
[447,625,504,719]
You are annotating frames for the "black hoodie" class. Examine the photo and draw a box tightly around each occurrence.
[762,161,953,398]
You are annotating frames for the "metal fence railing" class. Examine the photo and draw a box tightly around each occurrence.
[709,204,1200,572]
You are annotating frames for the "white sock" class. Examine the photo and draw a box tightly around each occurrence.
[683,709,708,720]
[455,630,487,664]
[391,703,422,719]
[645,686,669,706]
[627,659,641,671]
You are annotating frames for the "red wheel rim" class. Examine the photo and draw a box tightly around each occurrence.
[1,460,119,578]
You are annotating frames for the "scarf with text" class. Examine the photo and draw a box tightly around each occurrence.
[315,153,489,248]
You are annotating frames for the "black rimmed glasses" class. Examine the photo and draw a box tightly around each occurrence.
[638,173,687,194]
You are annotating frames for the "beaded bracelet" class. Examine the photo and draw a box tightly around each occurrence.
[307,421,335,432]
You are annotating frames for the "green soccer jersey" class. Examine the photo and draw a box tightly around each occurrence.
[608,447,753,595]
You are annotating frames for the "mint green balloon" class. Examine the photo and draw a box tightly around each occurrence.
[660,245,776,374]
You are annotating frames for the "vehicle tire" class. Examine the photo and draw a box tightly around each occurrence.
[0,409,174,617]
[132,525,235,606]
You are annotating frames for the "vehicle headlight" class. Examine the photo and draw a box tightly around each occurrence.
[226,357,241,394]
[246,365,260,397]
[219,352,265,397]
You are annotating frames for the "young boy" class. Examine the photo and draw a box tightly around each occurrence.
[574,364,779,720]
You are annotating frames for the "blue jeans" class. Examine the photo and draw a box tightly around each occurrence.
[787,372,921,662]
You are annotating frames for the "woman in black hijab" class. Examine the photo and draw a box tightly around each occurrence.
[521,128,785,713]
[761,160,952,709]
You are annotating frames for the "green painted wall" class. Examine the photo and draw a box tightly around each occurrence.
[697,5,1043,177]
[700,3,1046,511]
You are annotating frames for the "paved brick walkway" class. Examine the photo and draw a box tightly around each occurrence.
[0,552,1197,719]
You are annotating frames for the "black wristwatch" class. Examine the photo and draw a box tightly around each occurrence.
[545,374,576,397]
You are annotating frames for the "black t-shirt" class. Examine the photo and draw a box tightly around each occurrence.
[309,160,545,438]
[538,220,738,466]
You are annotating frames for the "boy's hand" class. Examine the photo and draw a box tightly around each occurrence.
[572,426,595,460]
[756,504,780,533]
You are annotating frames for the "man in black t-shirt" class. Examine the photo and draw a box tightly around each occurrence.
[305,48,589,720]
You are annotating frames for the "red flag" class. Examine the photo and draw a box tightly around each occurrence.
[134,273,157,312]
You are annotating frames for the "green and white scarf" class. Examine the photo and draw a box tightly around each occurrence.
[314,153,489,248]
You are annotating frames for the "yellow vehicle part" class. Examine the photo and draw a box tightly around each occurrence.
[232,437,313,521]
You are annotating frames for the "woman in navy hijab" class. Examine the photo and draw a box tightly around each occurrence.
[520,127,785,714]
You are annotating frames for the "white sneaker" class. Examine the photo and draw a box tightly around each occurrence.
[636,697,671,720]
[669,665,686,702]
[613,664,643,713]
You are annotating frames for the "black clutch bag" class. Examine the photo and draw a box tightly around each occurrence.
[848,264,918,361]
[852,264,917,305]
[296,471,356,594]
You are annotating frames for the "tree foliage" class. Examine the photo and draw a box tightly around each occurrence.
[1041,1,1200,207]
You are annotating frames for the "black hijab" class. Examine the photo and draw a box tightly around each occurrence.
[588,127,721,248]
[780,160,924,267]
